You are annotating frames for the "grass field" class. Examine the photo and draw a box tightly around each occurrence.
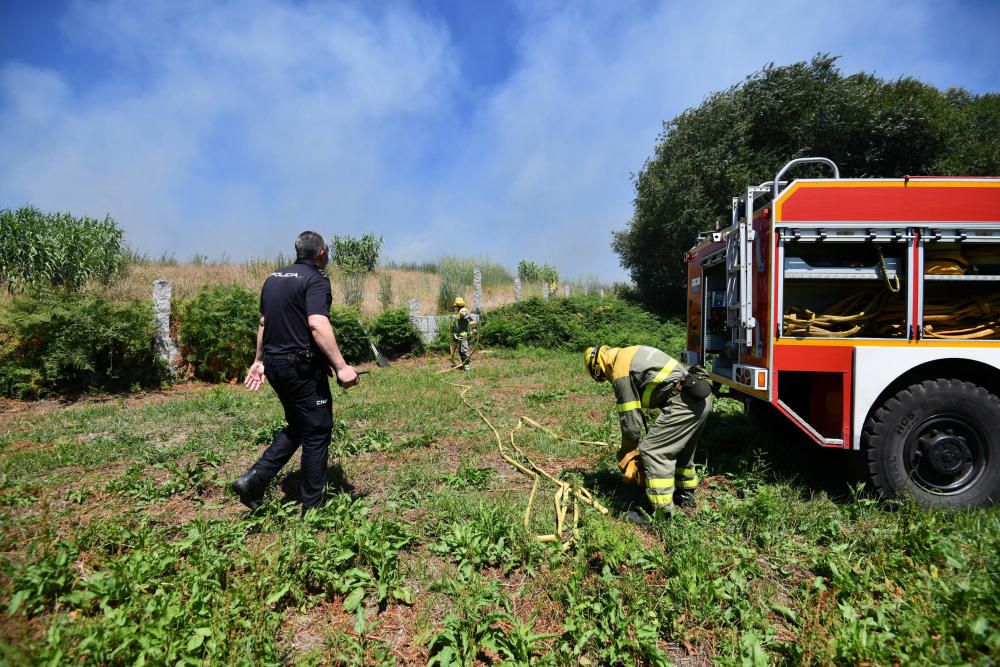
[1,349,998,665]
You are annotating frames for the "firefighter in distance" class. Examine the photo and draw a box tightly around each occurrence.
[585,345,713,520]
[450,297,477,370]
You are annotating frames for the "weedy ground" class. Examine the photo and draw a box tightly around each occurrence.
[1,350,998,665]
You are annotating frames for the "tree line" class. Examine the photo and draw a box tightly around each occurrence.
[613,54,1000,312]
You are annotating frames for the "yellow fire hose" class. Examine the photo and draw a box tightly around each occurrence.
[437,369,609,550]
[784,289,999,339]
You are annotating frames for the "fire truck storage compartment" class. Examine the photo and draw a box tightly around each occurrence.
[776,370,846,443]
[700,251,729,355]
[922,240,1000,341]
[781,238,908,339]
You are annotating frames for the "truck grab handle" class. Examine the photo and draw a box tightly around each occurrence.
[772,157,840,198]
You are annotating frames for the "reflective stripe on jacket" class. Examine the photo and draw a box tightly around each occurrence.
[606,346,685,451]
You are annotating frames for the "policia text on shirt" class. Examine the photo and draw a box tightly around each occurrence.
[232,231,359,513]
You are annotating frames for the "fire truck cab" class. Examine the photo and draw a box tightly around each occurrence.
[684,157,1000,508]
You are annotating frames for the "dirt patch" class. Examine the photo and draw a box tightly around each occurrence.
[377,603,429,666]
[0,383,218,434]
[665,641,716,666]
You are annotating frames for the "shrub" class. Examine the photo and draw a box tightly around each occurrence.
[331,234,383,273]
[427,316,455,353]
[329,306,374,365]
[369,308,424,358]
[0,291,161,398]
[479,295,681,354]
[517,260,559,286]
[177,286,258,382]
[0,206,127,292]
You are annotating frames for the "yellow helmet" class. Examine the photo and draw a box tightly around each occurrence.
[452,297,466,308]
[584,345,605,382]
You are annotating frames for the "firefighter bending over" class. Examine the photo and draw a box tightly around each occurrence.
[450,297,477,370]
[585,345,713,524]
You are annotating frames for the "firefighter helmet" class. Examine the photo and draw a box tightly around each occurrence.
[452,297,466,309]
[584,345,605,382]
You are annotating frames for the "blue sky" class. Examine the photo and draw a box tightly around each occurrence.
[2,0,999,281]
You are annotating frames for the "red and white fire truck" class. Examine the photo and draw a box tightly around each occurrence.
[683,157,1000,507]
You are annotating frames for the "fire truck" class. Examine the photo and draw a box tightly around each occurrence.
[683,157,1000,508]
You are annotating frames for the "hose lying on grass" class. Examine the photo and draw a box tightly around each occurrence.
[438,366,609,551]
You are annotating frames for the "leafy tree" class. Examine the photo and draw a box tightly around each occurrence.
[613,54,1000,311]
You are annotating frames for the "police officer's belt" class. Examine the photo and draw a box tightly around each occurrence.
[264,352,309,362]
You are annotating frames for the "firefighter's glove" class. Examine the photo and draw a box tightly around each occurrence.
[618,449,645,487]
[679,370,712,401]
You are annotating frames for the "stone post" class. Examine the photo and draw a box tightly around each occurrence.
[473,267,482,312]
[563,284,570,298]
[513,278,522,302]
[542,282,550,300]
[600,288,605,298]
[153,280,180,376]
[583,286,590,296]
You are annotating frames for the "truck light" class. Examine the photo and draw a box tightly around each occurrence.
[756,370,767,390]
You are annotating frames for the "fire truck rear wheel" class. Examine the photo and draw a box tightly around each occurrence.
[864,379,1000,508]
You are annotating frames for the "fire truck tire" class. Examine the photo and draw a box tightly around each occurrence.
[864,379,1000,508]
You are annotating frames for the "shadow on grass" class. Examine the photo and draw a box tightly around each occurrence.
[572,405,870,510]
[563,464,651,516]
[278,462,359,504]
[704,406,868,504]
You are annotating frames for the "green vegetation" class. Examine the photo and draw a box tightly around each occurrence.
[331,234,384,307]
[369,308,425,358]
[436,255,514,313]
[480,295,685,354]
[378,272,394,310]
[0,291,162,398]
[0,205,128,293]
[330,234,383,273]
[615,54,1000,310]
[1,351,996,664]
[329,306,375,365]
[177,285,259,382]
[518,260,559,286]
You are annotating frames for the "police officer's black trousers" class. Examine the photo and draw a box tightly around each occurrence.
[251,359,333,509]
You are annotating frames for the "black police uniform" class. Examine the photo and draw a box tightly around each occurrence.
[249,260,334,509]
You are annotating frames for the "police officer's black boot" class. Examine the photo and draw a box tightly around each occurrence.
[232,469,267,510]
[674,490,696,509]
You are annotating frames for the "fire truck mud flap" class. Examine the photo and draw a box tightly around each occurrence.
[864,378,1000,508]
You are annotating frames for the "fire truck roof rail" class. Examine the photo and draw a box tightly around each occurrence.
[772,157,840,199]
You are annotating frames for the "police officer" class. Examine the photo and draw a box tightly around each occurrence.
[233,231,358,512]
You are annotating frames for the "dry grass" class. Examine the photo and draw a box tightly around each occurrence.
[74,263,521,316]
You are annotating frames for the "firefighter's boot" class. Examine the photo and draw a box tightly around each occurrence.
[232,469,267,510]
[623,509,652,527]
[674,490,696,509]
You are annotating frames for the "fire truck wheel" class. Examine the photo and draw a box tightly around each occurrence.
[864,379,1000,508]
